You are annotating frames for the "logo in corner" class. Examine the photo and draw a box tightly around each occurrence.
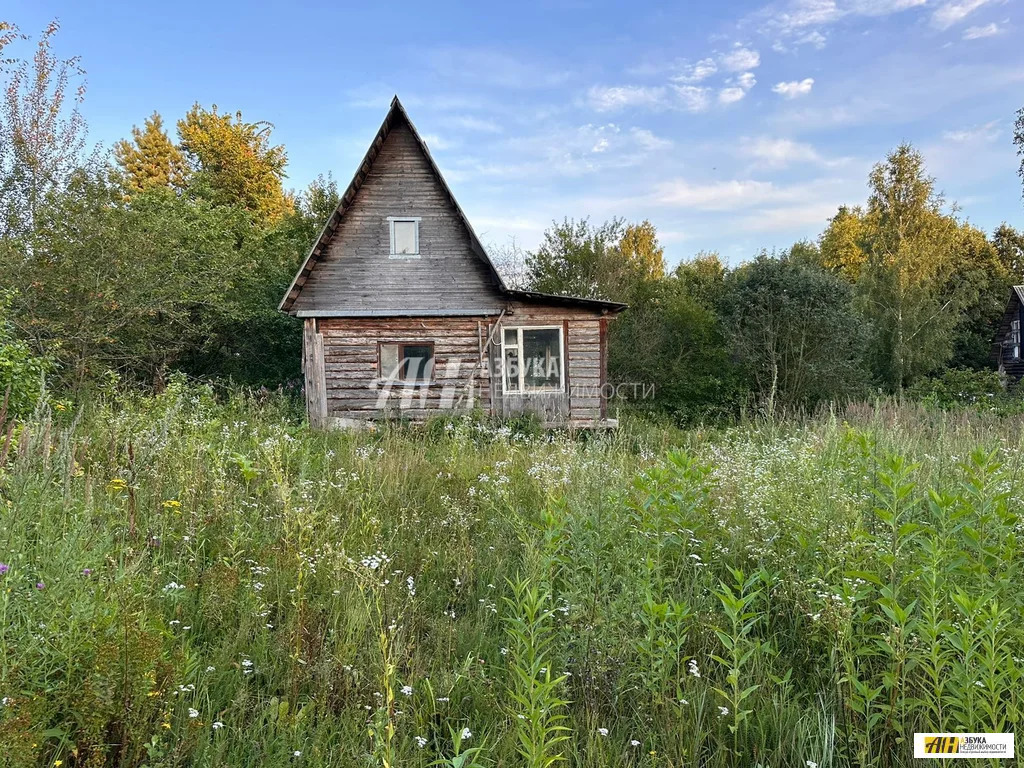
[914,733,1014,759]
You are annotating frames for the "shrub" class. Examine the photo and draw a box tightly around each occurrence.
[0,293,51,419]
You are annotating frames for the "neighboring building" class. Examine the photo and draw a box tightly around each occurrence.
[280,97,625,428]
[993,286,1024,383]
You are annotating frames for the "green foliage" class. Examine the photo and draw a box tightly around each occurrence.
[0,292,50,418]
[723,255,868,413]
[906,367,1007,410]
[2,391,1023,766]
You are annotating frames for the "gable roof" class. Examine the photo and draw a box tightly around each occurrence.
[1014,286,1024,305]
[279,96,625,316]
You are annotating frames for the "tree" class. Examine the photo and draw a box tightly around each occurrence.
[526,218,625,298]
[855,144,961,390]
[0,19,86,237]
[946,222,1008,370]
[993,223,1024,284]
[1015,106,1024,201]
[819,206,866,280]
[177,103,290,221]
[525,218,667,302]
[114,111,187,194]
[723,255,868,414]
[618,220,666,281]
[610,275,740,423]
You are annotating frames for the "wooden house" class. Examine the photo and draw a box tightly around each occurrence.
[279,97,625,428]
[992,286,1024,383]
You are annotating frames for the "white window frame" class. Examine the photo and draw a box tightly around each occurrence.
[388,216,421,258]
[501,325,566,394]
[1012,318,1021,360]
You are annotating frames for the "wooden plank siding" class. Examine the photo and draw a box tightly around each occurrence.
[290,121,505,316]
[319,316,491,421]
[992,290,1024,383]
[318,303,613,427]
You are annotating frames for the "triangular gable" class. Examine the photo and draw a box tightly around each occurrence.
[279,96,508,314]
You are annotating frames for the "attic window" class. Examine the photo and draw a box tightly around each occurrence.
[388,217,420,257]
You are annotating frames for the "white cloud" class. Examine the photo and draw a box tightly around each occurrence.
[720,45,761,72]
[740,137,824,167]
[719,87,749,105]
[931,0,992,29]
[672,84,712,112]
[674,57,718,83]
[963,21,1002,38]
[754,0,927,48]
[421,134,454,150]
[630,127,673,151]
[652,178,778,210]
[942,120,1001,142]
[587,85,667,112]
[737,72,758,90]
[850,0,926,16]
[772,78,815,98]
[446,115,504,133]
[798,30,828,48]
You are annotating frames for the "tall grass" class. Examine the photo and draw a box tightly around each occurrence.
[0,382,1022,767]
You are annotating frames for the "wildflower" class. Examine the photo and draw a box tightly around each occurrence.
[206,666,216,673]
[406,576,416,596]
[679,698,689,705]
[688,659,701,678]
[631,740,641,747]
[414,736,427,748]
[82,568,92,576]
[0,563,8,575]
[54,762,63,767]
[806,762,818,768]
[188,708,199,718]
[718,706,729,716]
[212,721,224,730]
[401,685,413,696]
[597,728,609,736]
[162,500,182,510]
[35,582,45,590]
[293,750,302,757]
[460,727,472,740]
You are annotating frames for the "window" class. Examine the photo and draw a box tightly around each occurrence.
[379,342,433,382]
[1011,319,1021,360]
[388,217,420,257]
[501,326,564,393]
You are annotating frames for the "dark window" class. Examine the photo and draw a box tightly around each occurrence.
[380,342,434,382]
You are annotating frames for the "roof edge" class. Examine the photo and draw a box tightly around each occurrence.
[279,96,507,314]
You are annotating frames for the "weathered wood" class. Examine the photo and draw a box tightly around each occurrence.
[303,318,328,428]
[291,122,505,316]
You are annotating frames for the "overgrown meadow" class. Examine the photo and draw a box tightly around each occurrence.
[1,385,1022,767]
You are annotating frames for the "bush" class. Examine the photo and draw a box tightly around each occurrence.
[907,367,1005,410]
[0,294,51,419]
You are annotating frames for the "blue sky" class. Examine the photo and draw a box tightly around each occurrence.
[6,0,1023,265]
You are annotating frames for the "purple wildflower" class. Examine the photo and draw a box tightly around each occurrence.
[82,568,92,576]
[35,581,45,590]
[0,563,8,575]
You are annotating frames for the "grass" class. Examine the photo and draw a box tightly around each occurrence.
[0,381,1022,767]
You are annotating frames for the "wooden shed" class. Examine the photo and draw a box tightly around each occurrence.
[992,286,1024,383]
[280,97,625,428]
